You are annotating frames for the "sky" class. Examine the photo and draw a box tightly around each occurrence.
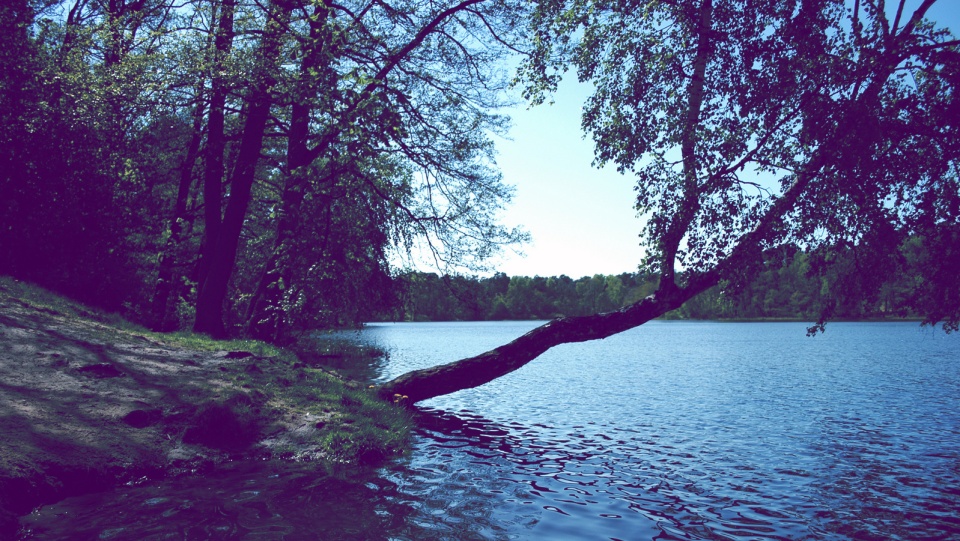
[482,1,960,280]
[490,79,642,279]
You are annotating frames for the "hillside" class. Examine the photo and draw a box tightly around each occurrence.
[0,278,410,539]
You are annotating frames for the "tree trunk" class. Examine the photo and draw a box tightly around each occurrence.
[378,0,713,403]
[193,1,288,337]
[193,94,272,336]
[378,128,831,403]
[377,0,935,404]
[377,280,710,403]
[195,0,235,290]
[245,0,468,339]
[245,4,328,339]
[245,101,312,341]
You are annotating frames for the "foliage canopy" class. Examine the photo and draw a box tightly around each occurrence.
[378,0,960,402]
[518,0,960,330]
[1,0,957,350]
[1,0,529,339]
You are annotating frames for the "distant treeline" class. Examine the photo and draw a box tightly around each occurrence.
[380,245,923,322]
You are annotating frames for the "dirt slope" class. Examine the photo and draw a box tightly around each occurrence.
[0,284,409,540]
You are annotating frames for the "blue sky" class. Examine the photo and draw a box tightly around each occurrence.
[491,78,640,279]
[487,1,960,279]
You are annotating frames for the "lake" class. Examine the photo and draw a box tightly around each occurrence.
[19,321,960,540]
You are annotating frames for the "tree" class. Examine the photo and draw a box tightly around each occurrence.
[2,0,526,336]
[192,0,292,337]
[1,0,181,313]
[378,0,960,403]
[191,0,528,338]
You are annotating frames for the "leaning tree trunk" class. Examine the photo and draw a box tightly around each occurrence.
[376,0,925,405]
[377,0,718,404]
[377,137,825,403]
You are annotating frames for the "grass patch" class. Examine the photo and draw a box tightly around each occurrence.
[184,348,413,464]
[0,276,290,358]
[158,331,296,361]
[0,276,133,327]
[0,275,413,465]
[266,367,413,464]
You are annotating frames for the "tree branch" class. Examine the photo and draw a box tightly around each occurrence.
[303,0,487,165]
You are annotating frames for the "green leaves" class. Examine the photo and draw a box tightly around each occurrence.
[518,0,960,327]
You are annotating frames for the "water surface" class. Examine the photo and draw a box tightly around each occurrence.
[20,321,960,540]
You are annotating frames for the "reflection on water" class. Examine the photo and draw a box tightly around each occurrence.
[19,322,960,540]
[20,462,418,540]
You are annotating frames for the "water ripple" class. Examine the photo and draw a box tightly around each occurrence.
[19,322,960,540]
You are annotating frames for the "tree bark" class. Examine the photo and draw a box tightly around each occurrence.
[377,279,711,403]
[662,0,711,289]
[246,3,330,340]
[195,0,235,291]
[193,93,272,337]
[194,1,288,337]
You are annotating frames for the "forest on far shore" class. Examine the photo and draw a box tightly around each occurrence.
[385,243,929,323]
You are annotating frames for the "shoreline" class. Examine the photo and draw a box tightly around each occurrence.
[367,316,925,324]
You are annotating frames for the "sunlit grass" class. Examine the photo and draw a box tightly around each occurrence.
[158,331,295,360]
